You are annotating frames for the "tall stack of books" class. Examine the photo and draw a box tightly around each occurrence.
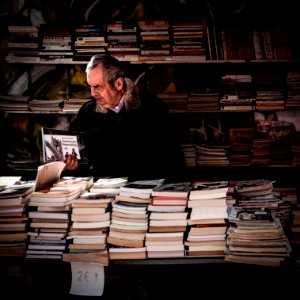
[290,204,300,261]
[108,179,163,260]
[26,162,82,260]
[39,25,73,62]
[254,71,286,111]
[0,181,34,257]
[64,177,127,262]
[73,24,107,61]
[170,22,207,61]
[146,182,191,258]
[138,20,171,60]
[225,206,291,267]
[186,181,229,257]
[196,144,230,166]
[107,21,139,61]
[286,71,300,109]
[220,74,255,111]
[6,25,40,63]
[63,190,113,264]
[181,143,197,167]
[228,127,255,166]
[187,92,220,112]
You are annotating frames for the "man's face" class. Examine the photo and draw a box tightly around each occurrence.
[87,67,121,109]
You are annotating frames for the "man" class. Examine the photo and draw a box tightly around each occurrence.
[66,54,186,181]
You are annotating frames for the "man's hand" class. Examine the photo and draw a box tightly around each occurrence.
[64,153,79,170]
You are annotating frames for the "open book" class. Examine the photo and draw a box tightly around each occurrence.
[41,127,87,164]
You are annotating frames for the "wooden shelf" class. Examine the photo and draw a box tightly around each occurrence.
[5,59,300,65]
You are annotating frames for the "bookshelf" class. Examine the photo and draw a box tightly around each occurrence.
[0,4,299,184]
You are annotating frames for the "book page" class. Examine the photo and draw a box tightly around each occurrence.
[34,161,66,191]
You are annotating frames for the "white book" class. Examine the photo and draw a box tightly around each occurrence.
[28,211,69,220]
[148,205,186,212]
[187,245,226,251]
[111,219,148,229]
[71,235,107,245]
[145,232,183,238]
[109,230,145,241]
[149,212,188,220]
[72,207,107,214]
[109,247,146,253]
[28,244,66,250]
[146,244,184,251]
[93,177,128,188]
[72,221,111,229]
[149,219,188,227]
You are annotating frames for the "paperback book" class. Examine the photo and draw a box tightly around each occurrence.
[41,127,88,164]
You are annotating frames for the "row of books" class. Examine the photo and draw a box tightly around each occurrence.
[6,23,298,63]
[0,169,297,266]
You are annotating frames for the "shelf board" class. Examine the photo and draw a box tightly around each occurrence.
[6,59,300,65]
[2,110,78,114]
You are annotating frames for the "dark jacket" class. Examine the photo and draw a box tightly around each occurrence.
[69,78,186,181]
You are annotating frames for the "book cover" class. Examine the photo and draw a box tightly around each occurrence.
[151,182,192,197]
[41,127,88,164]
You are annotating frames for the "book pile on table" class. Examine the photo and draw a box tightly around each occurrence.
[185,181,229,257]
[0,177,34,257]
[146,182,191,258]
[26,163,83,260]
[225,206,291,267]
[63,190,114,265]
[108,179,163,260]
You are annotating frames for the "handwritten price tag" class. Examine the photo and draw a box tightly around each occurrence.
[69,262,105,296]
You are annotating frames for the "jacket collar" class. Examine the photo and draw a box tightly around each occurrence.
[96,78,141,113]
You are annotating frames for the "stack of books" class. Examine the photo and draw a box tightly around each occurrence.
[0,179,34,257]
[170,22,207,61]
[26,162,81,259]
[73,24,107,61]
[63,190,113,264]
[225,206,291,267]
[196,144,230,166]
[107,21,139,61]
[39,25,73,62]
[89,177,128,195]
[146,182,191,258]
[6,25,40,63]
[186,181,229,257]
[108,179,163,260]
[138,20,171,60]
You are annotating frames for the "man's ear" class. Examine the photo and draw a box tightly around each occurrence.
[114,77,124,91]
